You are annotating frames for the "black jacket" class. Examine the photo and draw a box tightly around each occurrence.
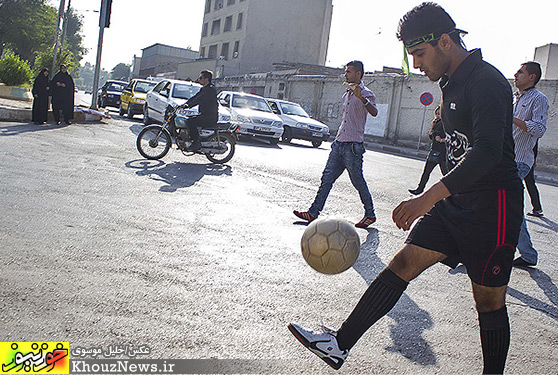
[186,84,218,121]
[439,49,522,194]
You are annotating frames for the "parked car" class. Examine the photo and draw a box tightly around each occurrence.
[266,98,329,148]
[217,91,283,145]
[143,79,230,125]
[119,79,157,118]
[97,80,127,108]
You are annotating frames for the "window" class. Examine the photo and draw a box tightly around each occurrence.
[201,22,208,37]
[233,41,239,58]
[221,43,229,60]
[200,47,206,58]
[227,0,235,5]
[208,44,218,59]
[236,12,243,30]
[214,0,224,10]
[279,82,285,91]
[223,16,232,32]
[205,0,211,14]
[211,19,221,35]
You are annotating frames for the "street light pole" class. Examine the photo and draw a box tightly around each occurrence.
[90,0,107,109]
[59,0,72,53]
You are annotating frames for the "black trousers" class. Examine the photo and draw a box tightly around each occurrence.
[524,143,542,211]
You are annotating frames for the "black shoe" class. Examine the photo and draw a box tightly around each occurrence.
[526,209,544,218]
[513,257,536,268]
[65,120,72,125]
[408,188,423,195]
[55,121,61,125]
[189,140,201,151]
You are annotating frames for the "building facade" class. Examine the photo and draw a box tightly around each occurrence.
[188,0,332,78]
[535,43,558,79]
[138,43,199,78]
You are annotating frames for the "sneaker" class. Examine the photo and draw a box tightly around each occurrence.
[408,188,423,195]
[526,209,544,218]
[355,216,376,228]
[513,257,536,268]
[287,323,348,370]
[293,210,315,223]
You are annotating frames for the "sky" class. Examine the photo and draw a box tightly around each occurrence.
[49,0,558,78]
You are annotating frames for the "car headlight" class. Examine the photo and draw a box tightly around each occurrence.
[295,122,308,129]
[133,98,145,104]
[219,114,231,122]
[236,115,252,123]
[272,121,283,128]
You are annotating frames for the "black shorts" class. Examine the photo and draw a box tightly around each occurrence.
[405,188,523,287]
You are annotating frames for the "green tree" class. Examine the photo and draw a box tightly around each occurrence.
[34,46,77,76]
[110,63,131,81]
[0,0,85,66]
[0,51,32,86]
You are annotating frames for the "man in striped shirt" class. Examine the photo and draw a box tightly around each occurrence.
[293,60,378,228]
[512,61,549,268]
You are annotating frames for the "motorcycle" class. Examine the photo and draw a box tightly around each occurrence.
[136,105,237,164]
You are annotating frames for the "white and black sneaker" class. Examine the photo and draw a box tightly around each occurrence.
[288,323,348,370]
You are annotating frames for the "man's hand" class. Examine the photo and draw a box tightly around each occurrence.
[392,181,451,231]
[352,84,363,99]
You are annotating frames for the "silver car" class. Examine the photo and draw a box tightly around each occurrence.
[218,91,283,145]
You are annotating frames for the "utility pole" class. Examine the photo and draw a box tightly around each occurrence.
[91,0,112,109]
[59,0,72,53]
[51,0,67,78]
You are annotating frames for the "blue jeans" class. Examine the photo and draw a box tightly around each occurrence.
[516,162,537,264]
[309,141,375,218]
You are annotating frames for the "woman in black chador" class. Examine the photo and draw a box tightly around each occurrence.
[409,105,448,195]
[50,64,75,125]
[32,68,50,124]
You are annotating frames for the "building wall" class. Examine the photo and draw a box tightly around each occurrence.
[535,44,558,79]
[215,72,558,174]
[199,0,332,76]
[139,44,199,78]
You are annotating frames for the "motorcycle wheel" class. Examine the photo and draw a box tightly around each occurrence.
[205,133,235,164]
[136,125,171,160]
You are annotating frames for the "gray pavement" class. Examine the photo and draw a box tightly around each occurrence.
[0,116,557,374]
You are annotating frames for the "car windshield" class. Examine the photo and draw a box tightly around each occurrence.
[279,102,309,117]
[172,84,201,100]
[232,95,272,112]
[108,83,125,92]
[135,81,156,93]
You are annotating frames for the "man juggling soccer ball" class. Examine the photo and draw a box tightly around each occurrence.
[288,3,523,374]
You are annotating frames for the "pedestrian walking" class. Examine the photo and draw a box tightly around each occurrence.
[288,3,523,374]
[32,68,50,125]
[409,105,448,195]
[511,61,548,268]
[50,65,75,125]
[293,60,379,228]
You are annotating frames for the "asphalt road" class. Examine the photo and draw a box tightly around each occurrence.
[0,114,557,374]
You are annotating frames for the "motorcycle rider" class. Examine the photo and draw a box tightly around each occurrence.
[180,70,219,151]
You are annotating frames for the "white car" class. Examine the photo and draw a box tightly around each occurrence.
[143,79,230,125]
[266,98,329,148]
[217,91,283,145]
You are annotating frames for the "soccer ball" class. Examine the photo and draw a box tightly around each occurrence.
[301,218,360,274]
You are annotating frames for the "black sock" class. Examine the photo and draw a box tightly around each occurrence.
[478,306,510,375]
[336,268,408,351]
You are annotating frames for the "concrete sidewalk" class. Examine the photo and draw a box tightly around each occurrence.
[0,96,107,122]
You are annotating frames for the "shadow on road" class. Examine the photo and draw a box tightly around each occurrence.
[237,136,282,149]
[352,229,437,367]
[0,121,70,136]
[126,159,232,192]
[508,267,558,320]
[526,216,558,233]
